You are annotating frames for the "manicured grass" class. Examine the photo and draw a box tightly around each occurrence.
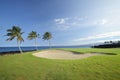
[0,48,120,80]
[61,48,120,54]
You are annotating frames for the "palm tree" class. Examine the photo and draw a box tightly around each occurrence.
[43,32,52,48]
[28,31,40,50]
[6,26,24,53]
[104,41,109,44]
[110,41,113,44]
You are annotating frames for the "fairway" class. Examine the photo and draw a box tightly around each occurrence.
[0,48,120,80]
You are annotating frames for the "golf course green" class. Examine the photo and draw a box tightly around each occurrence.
[0,48,120,80]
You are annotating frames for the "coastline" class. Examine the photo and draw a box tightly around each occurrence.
[0,46,90,53]
[0,50,36,56]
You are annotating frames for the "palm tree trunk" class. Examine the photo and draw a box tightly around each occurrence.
[35,38,38,50]
[17,41,23,53]
[49,40,51,48]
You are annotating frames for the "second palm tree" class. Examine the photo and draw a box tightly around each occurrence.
[28,31,40,50]
[43,32,52,48]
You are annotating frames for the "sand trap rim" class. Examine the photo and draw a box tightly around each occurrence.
[33,49,116,60]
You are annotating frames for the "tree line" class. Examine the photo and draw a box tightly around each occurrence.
[92,40,120,48]
[6,26,52,53]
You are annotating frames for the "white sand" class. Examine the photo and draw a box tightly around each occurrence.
[33,49,108,60]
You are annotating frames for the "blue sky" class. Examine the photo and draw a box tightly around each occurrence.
[0,0,120,46]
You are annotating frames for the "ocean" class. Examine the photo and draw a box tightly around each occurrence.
[0,45,91,53]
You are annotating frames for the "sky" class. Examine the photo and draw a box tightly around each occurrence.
[0,0,120,46]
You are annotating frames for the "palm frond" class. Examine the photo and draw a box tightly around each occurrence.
[43,32,52,40]
[27,31,40,40]
[7,29,12,32]
[6,26,24,43]
[6,36,15,41]
[21,32,24,35]
[17,36,24,42]
[6,33,14,36]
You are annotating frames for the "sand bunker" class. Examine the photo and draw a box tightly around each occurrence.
[33,50,111,60]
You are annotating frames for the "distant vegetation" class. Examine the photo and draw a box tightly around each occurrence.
[92,40,120,48]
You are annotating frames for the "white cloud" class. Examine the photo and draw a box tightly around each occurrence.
[54,16,120,31]
[54,17,87,30]
[54,18,69,30]
[101,19,108,25]
[54,18,66,24]
[93,19,110,25]
[73,31,120,42]
[56,25,70,30]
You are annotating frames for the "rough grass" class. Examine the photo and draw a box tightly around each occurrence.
[0,48,120,80]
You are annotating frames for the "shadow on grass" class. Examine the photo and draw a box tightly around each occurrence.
[52,49,117,55]
[56,49,84,54]
[70,51,84,54]
[90,52,117,55]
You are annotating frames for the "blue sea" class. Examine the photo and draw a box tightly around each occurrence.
[0,45,91,53]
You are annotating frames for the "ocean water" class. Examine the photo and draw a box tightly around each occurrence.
[0,45,90,53]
